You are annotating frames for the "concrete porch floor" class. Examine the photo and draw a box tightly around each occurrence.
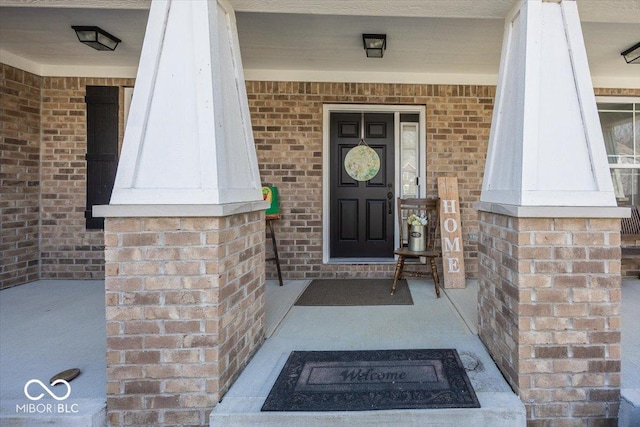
[211,279,525,426]
[0,278,638,426]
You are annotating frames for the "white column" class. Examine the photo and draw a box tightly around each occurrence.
[105,0,263,208]
[480,0,616,208]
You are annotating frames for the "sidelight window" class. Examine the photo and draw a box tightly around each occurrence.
[399,114,420,199]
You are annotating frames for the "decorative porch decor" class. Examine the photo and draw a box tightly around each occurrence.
[391,198,441,298]
[261,349,480,411]
[344,142,380,181]
[295,279,412,306]
[262,186,280,216]
[407,213,428,251]
[437,177,466,288]
[344,112,381,181]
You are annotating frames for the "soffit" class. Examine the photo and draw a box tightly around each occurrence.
[1,0,638,23]
[0,0,637,83]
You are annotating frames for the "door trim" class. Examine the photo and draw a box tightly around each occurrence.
[322,104,427,263]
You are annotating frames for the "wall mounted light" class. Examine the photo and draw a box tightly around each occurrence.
[621,41,640,64]
[362,34,386,58]
[72,26,121,51]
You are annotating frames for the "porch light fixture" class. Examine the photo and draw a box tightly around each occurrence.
[363,34,386,58]
[621,41,640,64]
[72,26,121,51]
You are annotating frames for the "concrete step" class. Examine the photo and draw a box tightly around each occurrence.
[210,391,526,427]
[212,281,526,427]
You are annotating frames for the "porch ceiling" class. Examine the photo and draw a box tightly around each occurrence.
[0,0,638,86]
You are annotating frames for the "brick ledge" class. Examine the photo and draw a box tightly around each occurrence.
[94,201,269,218]
[474,202,630,218]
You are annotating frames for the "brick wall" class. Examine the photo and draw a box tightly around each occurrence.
[104,212,265,426]
[595,88,640,97]
[0,64,41,289]
[478,211,621,425]
[2,60,640,287]
[40,76,134,279]
[247,82,494,280]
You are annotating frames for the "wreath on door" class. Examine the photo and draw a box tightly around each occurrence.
[344,143,380,181]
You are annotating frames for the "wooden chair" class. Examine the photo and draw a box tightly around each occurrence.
[390,198,441,298]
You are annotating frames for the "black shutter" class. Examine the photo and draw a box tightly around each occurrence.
[85,86,119,229]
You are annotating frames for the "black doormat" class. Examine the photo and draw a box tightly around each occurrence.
[261,349,480,412]
[294,279,413,306]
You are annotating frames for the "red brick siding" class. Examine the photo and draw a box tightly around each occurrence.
[478,213,621,425]
[39,77,134,279]
[247,81,494,280]
[0,64,41,289]
[104,213,265,426]
[2,61,640,285]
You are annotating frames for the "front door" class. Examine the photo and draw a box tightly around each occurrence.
[330,112,395,257]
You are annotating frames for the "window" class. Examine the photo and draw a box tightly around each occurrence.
[597,98,640,206]
[400,122,419,198]
[399,113,421,199]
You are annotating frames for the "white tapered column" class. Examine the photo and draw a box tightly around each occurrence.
[108,0,262,207]
[477,1,625,425]
[480,0,615,208]
[96,1,267,425]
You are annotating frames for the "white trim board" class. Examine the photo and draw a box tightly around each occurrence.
[2,49,639,89]
[596,96,640,104]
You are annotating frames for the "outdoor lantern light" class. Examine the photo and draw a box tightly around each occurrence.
[363,34,386,58]
[621,41,640,64]
[72,26,121,51]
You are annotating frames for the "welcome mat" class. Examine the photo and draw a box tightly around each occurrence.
[261,349,480,412]
[294,279,413,306]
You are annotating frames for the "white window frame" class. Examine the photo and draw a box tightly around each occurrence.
[596,96,640,205]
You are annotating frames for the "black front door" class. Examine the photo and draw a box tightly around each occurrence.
[330,112,395,258]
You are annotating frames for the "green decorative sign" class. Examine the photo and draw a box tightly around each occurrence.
[262,186,279,216]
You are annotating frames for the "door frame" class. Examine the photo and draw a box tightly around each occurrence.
[322,104,427,263]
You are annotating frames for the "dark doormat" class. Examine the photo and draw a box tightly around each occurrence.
[261,349,480,412]
[294,279,413,306]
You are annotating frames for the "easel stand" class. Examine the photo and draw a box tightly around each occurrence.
[266,214,283,286]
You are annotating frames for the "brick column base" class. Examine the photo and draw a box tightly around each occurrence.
[104,212,265,426]
[478,211,621,426]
